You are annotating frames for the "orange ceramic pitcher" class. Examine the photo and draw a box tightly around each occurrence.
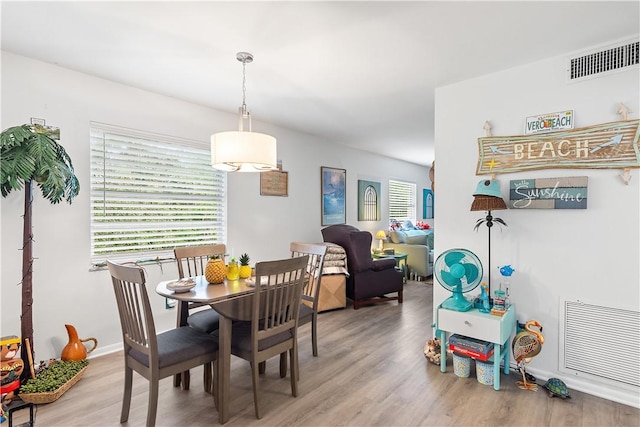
[61,324,98,361]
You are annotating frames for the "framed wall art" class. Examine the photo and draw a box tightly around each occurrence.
[423,188,434,219]
[357,180,381,221]
[260,170,288,196]
[321,166,346,225]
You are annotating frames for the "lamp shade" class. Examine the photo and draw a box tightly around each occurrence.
[471,179,507,211]
[211,131,277,172]
[375,230,387,240]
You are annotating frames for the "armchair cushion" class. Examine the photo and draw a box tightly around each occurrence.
[372,258,397,271]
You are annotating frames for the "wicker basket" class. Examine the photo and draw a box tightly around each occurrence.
[19,365,88,404]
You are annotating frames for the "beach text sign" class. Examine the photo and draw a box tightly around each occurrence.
[509,176,588,209]
[477,119,639,175]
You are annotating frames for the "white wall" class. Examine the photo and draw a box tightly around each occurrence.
[1,52,429,360]
[434,38,639,407]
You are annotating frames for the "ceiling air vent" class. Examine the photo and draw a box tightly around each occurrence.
[568,39,639,81]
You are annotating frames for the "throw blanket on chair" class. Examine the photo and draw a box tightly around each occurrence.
[319,243,349,277]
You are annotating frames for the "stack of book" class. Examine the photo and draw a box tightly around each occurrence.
[448,334,494,361]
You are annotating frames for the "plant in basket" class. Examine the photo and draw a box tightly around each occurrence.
[18,359,89,404]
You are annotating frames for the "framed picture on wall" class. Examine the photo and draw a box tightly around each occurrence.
[321,166,346,225]
[260,170,288,196]
[357,180,381,221]
[423,188,434,219]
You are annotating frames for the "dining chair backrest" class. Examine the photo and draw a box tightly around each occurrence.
[174,244,226,325]
[289,242,327,313]
[174,243,226,278]
[108,261,157,361]
[252,255,309,341]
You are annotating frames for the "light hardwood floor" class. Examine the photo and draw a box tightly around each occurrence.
[11,281,639,426]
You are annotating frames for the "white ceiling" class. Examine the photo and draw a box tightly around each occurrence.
[2,1,638,166]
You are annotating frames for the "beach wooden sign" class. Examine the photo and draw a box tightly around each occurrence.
[477,119,640,175]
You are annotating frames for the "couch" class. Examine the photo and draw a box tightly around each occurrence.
[383,229,434,278]
[321,224,403,309]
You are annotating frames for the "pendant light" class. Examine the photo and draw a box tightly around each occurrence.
[211,52,277,172]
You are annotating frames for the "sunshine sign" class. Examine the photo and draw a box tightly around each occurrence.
[476,119,640,175]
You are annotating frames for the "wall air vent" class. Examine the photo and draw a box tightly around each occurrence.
[568,39,639,81]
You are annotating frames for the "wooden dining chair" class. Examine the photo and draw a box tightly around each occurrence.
[213,255,308,419]
[107,261,219,427]
[291,242,327,357]
[278,243,327,378]
[173,243,225,389]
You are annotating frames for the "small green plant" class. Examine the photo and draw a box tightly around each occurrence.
[19,359,89,393]
[239,253,250,266]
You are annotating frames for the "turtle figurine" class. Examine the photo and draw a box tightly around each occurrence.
[543,378,571,399]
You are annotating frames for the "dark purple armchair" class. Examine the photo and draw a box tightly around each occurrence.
[321,224,403,309]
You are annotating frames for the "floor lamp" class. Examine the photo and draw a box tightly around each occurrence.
[471,179,507,299]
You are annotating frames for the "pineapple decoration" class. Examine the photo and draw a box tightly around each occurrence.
[205,254,226,284]
[239,253,252,279]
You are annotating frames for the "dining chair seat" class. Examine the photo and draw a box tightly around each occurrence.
[187,309,220,334]
[213,321,293,354]
[129,326,219,368]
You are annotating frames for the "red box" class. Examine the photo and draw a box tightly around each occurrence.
[449,344,494,361]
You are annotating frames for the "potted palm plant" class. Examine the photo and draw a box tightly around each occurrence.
[1,124,80,379]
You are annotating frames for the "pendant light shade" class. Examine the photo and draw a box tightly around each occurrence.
[211,130,276,172]
[211,52,277,172]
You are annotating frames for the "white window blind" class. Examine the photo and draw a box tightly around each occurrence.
[90,123,226,262]
[388,179,416,223]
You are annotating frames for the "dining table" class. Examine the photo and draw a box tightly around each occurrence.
[156,275,255,424]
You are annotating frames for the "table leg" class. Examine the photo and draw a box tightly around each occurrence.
[493,345,501,391]
[401,257,408,283]
[218,315,232,424]
[503,344,510,375]
[439,330,446,373]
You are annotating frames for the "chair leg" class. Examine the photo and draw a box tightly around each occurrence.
[258,361,266,375]
[250,361,261,419]
[181,370,190,390]
[398,289,403,303]
[311,317,318,357]
[204,362,213,394]
[279,352,287,378]
[289,347,298,397]
[121,366,133,423]
[147,378,159,427]
[173,373,181,388]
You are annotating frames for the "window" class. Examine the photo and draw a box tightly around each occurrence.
[388,179,416,224]
[90,123,226,263]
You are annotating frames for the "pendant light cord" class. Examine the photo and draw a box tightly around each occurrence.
[241,58,248,113]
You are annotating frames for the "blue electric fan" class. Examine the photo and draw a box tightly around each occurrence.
[434,248,483,311]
